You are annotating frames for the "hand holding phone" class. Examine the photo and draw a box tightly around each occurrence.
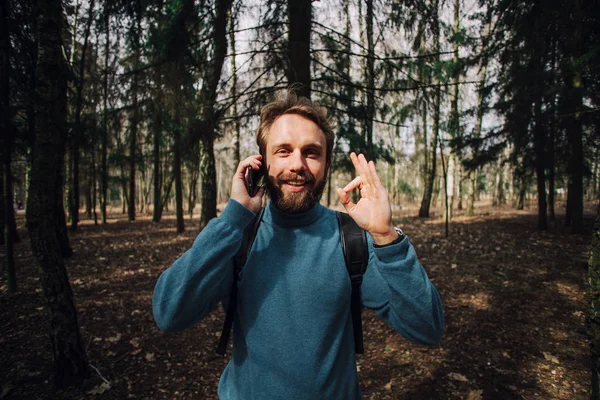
[231,155,264,212]
[245,166,263,197]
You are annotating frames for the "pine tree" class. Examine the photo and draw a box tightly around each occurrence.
[27,0,88,387]
[198,0,234,230]
[1,0,18,291]
[286,0,311,97]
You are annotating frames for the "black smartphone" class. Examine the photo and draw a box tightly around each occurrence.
[245,166,263,197]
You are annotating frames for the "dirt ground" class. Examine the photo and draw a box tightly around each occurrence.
[0,201,595,399]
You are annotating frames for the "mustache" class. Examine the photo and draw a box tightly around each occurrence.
[276,172,315,185]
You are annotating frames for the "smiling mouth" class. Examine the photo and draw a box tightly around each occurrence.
[283,181,310,192]
[285,181,307,186]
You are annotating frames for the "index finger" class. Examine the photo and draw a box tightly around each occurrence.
[235,154,263,175]
[351,152,374,187]
[350,152,367,178]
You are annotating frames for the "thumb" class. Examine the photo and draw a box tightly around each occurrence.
[248,187,266,213]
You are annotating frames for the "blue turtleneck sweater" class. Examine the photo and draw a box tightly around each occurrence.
[152,200,444,399]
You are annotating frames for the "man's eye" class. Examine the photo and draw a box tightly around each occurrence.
[276,149,290,155]
[305,150,320,158]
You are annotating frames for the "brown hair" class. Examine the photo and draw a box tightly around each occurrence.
[256,90,335,164]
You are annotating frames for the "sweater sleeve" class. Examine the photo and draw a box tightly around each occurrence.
[361,235,444,345]
[152,199,256,332]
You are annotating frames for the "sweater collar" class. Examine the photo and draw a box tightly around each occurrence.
[266,200,324,228]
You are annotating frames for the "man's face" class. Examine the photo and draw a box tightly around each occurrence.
[264,114,330,214]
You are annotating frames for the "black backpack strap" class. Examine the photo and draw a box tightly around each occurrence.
[216,207,265,356]
[336,211,369,354]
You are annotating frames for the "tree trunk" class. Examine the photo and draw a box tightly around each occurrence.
[418,81,429,212]
[493,160,506,207]
[67,149,80,229]
[160,173,174,217]
[2,160,17,291]
[534,100,548,230]
[456,165,463,210]
[564,0,584,233]
[100,5,109,224]
[1,0,19,253]
[229,10,241,167]
[56,172,73,258]
[548,121,556,222]
[199,137,217,230]
[548,26,558,222]
[515,170,526,210]
[418,105,439,218]
[140,165,152,216]
[187,150,200,219]
[363,0,375,159]
[152,102,162,223]
[446,155,455,220]
[85,118,96,220]
[588,207,600,399]
[173,122,184,233]
[419,128,437,218]
[414,124,423,198]
[495,174,503,206]
[566,115,584,232]
[91,143,97,224]
[120,165,127,214]
[128,88,138,221]
[467,14,491,216]
[28,0,88,387]
[592,150,599,204]
[286,0,311,98]
[419,32,429,188]
[85,160,92,219]
[197,0,233,229]
[128,11,141,222]
[1,89,19,291]
[0,164,4,244]
[419,4,440,218]
[439,138,449,237]
[466,169,476,216]
[449,0,460,215]
[69,0,95,231]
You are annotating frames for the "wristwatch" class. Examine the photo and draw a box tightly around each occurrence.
[374,227,405,248]
[394,227,405,240]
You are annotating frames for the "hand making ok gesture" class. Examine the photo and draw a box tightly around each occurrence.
[337,152,399,246]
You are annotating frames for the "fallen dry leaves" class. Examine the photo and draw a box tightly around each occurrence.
[0,202,594,399]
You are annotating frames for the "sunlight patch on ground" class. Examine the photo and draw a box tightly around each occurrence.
[120,268,151,277]
[456,292,491,311]
[555,281,583,299]
[100,235,190,253]
[547,327,571,343]
[530,359,578,398]
[83,227,182,240]
[132,293,153,304]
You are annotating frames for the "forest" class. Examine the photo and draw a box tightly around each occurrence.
[1,0,599,398]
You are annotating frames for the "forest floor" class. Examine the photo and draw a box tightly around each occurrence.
[0,200,596,400]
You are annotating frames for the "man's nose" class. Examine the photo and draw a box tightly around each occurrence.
[288,150,307,172]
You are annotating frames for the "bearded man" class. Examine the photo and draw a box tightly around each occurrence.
[152,90,444,399]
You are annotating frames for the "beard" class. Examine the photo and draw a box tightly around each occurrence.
[265,168,328,214]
